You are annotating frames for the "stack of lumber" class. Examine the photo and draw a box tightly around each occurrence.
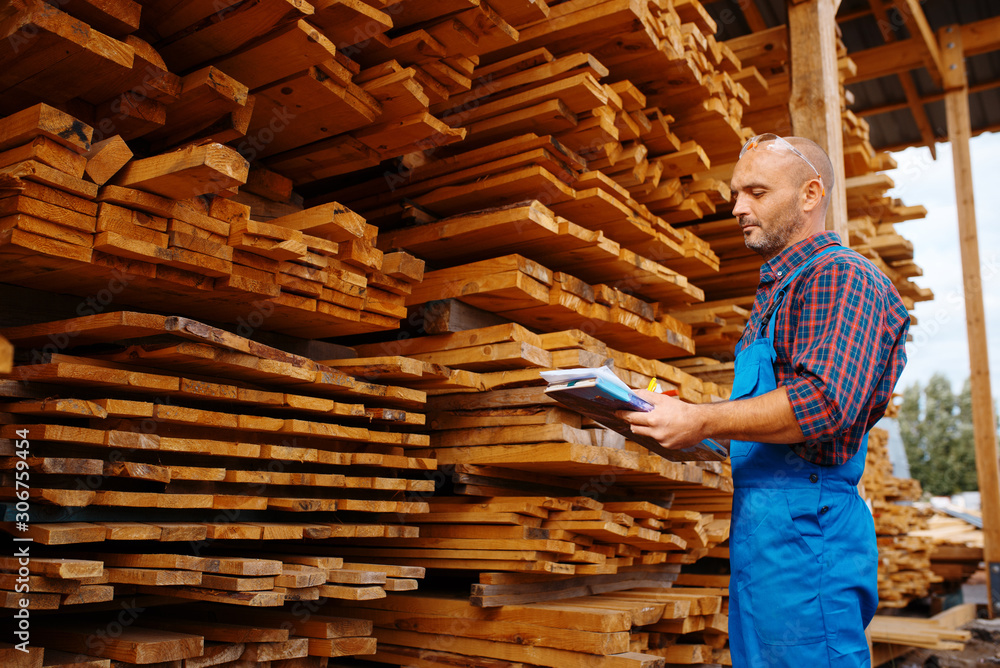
[316,315,736,657]
[0,548,420,609]
[911,510,985,589]
[0,1,941,666]
[0,555,113,610]
[0,311,433,516]
[356,321,729,402]
[0,310,437,624]
[475,0,751,162]
[326,53,722,269]
[844,167,933,310]
[861,427,940,609]
[0,0,776,360]
[670,303,750,370]
[375,198,703,296]
[0,2,755,664]
[13,604,380,666]
[0,315,428,664]
[873,534,940,609]
[320,323,734,579]
[860,426,921,510]
[0,101,426,339]
[869,615,972,655]
[311,0,767,355]
[312,495,729,579]
[0,0,762,331]
[316,583,731,668]
[0,309,737,662]
[870,602,975,666]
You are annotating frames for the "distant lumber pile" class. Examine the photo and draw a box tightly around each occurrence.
[861,427,940,609]
[911,509,985,591]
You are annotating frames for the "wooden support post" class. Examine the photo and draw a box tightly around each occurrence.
[939,23,1000,619]
[787,0,848,243]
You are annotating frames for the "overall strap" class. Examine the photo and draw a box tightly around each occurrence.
[760,246,840,340]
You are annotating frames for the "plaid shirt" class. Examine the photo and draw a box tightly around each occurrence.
[736,231,910,465]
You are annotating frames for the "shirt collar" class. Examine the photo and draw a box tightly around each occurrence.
[759,231,843,285]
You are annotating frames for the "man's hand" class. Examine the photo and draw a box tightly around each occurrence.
[619,387,808,449]
[618,390,707,450]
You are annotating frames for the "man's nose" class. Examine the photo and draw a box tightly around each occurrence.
[732,192,750,218]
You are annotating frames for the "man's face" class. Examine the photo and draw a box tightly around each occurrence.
[731,148,809,260]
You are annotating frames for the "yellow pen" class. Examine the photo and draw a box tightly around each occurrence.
[647,378,679,396]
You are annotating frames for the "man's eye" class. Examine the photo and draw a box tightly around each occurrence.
[751,190,765,197]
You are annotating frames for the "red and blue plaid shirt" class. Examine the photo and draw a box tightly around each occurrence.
[736,231,910,465]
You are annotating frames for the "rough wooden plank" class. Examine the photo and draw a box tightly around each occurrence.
[0,103,92,155]
[31,625,203,663]
[111,143,249,199]
[86,135,138,185]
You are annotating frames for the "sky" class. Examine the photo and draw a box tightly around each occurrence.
[884,131,1000,403]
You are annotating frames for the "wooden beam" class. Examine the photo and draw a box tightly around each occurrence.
[876,119,1000,153]
[847,0,944,86]
[897,74,937,159]
[939,23,1000,620]
[894,0,945,87]
[788,0,848,243]
[848,15,1000,85]
[854,76,1000,118]
[837,5,875,23]
[866,0,936,158]
[741,1,768,32]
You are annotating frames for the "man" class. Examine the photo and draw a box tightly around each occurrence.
[623,134,909,666]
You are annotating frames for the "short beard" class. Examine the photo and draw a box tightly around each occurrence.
[743,215,805,259]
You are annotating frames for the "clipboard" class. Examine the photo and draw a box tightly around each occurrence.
[543,375,728,462]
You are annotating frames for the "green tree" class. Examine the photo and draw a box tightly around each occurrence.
[952,379,982,492]
[898,381,927,485]
[898,373,979,496]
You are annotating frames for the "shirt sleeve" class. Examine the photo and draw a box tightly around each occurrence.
[783,260,902,441]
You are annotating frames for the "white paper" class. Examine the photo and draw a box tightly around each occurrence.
[538,365,632,393]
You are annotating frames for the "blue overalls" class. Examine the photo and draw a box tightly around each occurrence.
[728,247,878,667]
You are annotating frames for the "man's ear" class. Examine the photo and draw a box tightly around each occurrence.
[801,178,825,212]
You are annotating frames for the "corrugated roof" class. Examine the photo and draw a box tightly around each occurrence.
[704,0,1000,151]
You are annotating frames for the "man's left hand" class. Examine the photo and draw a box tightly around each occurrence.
[618,390,706,449]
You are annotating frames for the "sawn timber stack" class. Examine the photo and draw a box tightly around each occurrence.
[0,0,938,667]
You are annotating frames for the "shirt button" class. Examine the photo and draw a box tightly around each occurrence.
[820,506,830,514]
[809,474,818,483]
[776,271,783,277]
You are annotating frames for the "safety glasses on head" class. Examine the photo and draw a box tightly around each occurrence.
[739,133,826,197]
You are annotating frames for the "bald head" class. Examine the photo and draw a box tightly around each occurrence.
[785,136,835,210]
